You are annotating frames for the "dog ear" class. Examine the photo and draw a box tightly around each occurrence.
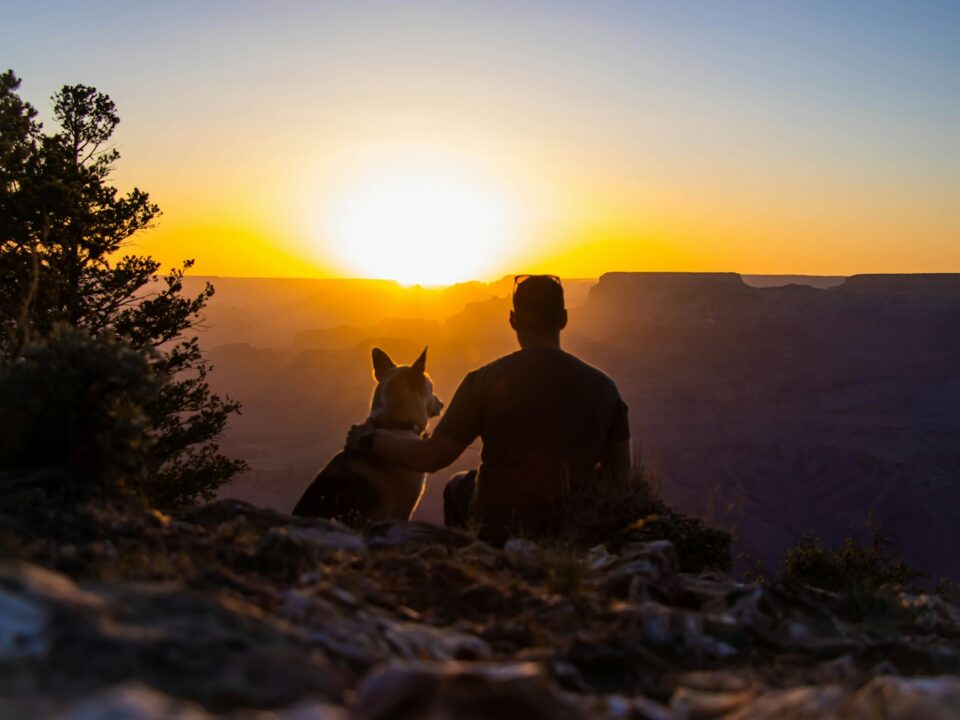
[371,347,396,381]
[411,346,427,376]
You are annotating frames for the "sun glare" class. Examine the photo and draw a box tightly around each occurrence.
[326,165,514,286]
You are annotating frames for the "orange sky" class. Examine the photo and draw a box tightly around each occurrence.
[8,2,960,283]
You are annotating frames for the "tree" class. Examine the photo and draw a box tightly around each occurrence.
[0,70,247,506]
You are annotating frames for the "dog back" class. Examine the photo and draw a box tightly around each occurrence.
[293,441,426,523]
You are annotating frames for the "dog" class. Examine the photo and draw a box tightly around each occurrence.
[292,346,443,524]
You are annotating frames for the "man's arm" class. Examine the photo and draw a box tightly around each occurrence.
[347,367,479,474]
[599,439,632,485]
[348,424,467,473]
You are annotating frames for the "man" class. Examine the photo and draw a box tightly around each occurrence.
[348,274,631,543]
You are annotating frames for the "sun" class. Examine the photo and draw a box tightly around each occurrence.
[325,164,515,286]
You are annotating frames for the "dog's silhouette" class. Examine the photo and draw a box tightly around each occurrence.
[293,347,442,523]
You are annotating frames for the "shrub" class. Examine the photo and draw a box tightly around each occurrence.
[559,463,733,572]
[558,464,665,545]
[625,511,733,573]
[544,545,587,597]
[779,512,922,594]
[0,325,161,500]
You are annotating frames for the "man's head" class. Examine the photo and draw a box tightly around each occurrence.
[509,274,567,347]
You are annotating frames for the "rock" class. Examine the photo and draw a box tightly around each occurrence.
[670,687,755,719]
[276,703,350,720]
[673,671,755,693]
[604,541,679,596]
[58,682,212,720]
[0,561,106,662]
[0,588,48,661]
[504,538,543,571]
[596,693,675,720]
[413,544,450,560]
[898,592,960,633]
[459,581,511,615]
[277,589,391,669]
[561,632,667,695]
[615,603,738,661]
[0,562,344,711]
[366,521,475,549]
[185,499,305,534]
[810,654,860,684]
[255,525,366,578]
[4,499,960,719]
[282,588,340,623]
[455,541,503,570]
[379,619,491,661]
[585,544,618,572]
[309,625,386,669]
[536,595,579,631]
[723,583,857,658]
[723,686,847,720]
[352,661,587,720]
[285,525,368,557]
[724,586,775,637]
[2,561,105,608]
[850,675,960,720]
[212,646,340,710]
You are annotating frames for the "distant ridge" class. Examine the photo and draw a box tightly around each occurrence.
[743,274,845,289]
[837,273,960,295]
[595,271,850,292]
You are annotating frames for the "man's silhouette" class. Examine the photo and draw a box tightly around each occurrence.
[348,275,631,542]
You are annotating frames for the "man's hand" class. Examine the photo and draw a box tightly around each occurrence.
[348,429,467,473]
[346,420,376,452]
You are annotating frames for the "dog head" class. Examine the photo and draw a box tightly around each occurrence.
[369,347,443,432]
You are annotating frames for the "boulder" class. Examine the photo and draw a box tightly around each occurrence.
[723,686,847,720]
[504,538,543,572]
[604,541,679,597]
[850,675,960,720]
[58,682,212,720]
[366,521,475,549]
[352,661,587,720]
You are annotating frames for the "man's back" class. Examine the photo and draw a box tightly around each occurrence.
[434,347,630,529]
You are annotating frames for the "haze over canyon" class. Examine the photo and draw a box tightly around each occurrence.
[190,271,960,583]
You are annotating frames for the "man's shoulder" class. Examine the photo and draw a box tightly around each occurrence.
[469,350,525,376]
[479,349,622,394]
[561,351,622,389]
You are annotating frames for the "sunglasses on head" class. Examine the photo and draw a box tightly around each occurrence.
[512,274,562,296]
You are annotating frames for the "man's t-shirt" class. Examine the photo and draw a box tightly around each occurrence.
[433,347,630,529]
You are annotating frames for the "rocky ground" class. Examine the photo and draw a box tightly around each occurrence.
[1,499,959,719]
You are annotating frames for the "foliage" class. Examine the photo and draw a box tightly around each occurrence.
[779,511,922,594]
[0,70,246,506]
[934,577,960,604]
[0,325,160,498]
[626,511,733,573]
[544,545,586,597]
[560,462,733,572]
[559,462,665,543]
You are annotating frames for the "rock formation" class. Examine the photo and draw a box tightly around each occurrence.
[1,498,957,718]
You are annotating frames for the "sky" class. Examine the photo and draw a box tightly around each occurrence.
[4,0,960,282]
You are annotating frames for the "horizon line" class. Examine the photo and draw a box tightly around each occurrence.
[171,270,960,285]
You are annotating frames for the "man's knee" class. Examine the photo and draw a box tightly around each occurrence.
[445,469,475,494]
[443,470,476,529]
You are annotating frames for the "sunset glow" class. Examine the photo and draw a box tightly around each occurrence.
[325,164,516,285]
[5,2,959,281]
